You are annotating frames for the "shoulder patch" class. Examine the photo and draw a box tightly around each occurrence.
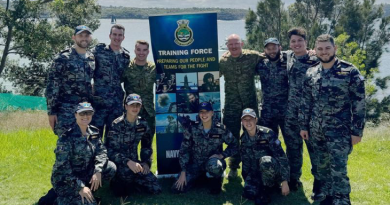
[340,60,352,66]
[259,126,271,133]
[113,115,125,124]
[60,48,70,54]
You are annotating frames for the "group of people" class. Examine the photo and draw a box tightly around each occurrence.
[38,23,365,205]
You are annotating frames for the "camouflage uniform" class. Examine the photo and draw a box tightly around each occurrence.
[91,43,130,137]
[256,52,288,137]
[45,47,95,136]
[219,49,262,169]
[300,59,365,203]
[241,125,290,199]
[51,125,116,205]
[285,51,318,181]
[105,115,161,195]
[172,121,239,193]
[122,59,156,137]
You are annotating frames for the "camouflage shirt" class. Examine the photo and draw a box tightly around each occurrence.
[51,125,107,195]
[240,125,290,182]
[219,49,263,105]
[105,115,153,167]
[299,59,366,137]
[45,47,95,115]
[92,43,130,106]
[256,52,289,114]
[286,52,318,118]
[179,121,238,172]
[122,60,156,116]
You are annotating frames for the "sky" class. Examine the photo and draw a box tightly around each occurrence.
[98,0,388,9]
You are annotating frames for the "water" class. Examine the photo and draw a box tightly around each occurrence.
[1,18,389,100]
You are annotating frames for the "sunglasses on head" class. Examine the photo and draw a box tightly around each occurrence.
[78,111,94,116]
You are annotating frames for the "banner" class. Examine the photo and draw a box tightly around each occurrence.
[149,13,220,176]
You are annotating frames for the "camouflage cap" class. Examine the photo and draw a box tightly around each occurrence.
[74,25,92,35]
[199,101,213,111]
[264,37,280,47]
[206,157,224,177]
[241,108,257,119]
[75,102,94,113]
[126,93,142,105]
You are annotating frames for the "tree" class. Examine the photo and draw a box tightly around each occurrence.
[0,0,100,95]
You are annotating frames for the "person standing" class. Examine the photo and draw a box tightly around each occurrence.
[300,34,365,204]
[91,24,130,138]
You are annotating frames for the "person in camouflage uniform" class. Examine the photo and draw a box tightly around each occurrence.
[51,102,116,205]
[219,34,264,178]
[45,25,95,137]
[299,34,365,205]
[284,27,319,191]
[91,24,130,138]
[122,40,156,137]
[256,38,288,138]
[105,94,161,196]
[172,102,238,195]
[240,108,290,205]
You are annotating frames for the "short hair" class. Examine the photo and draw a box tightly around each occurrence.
[110,24,125,35]
[135,40,150,49]
[287,27,307,40]
[316,34,335,46]
[203,73,214,83]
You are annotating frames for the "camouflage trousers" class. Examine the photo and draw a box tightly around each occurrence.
[140,108,156,138]
[91,101,124,139]
[171,159,226,193]
[310,123,353,198]
[259,107,286,138]
[223,100,258,170]
[54,104,77,136]
[243,156,281,199]
[112,164,161,195]
[284,115,318,180]
[56,161,116,205]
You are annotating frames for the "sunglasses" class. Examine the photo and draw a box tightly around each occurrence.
[78,111,94,116]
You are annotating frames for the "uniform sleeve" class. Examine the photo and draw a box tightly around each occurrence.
[268,132,290,182]
[93,138,108,174]
[221,128,239,158]
[151,64,157,83]
[140,124,153,166]
[349,68,366,137]
[45,57,64,115]
[219,59,225,77]
[239,135,250,180]
[299,73,313,131]
[255,59,265,75]
[178,127,192,172]
[105,123,131,166]
[51,136,85,194]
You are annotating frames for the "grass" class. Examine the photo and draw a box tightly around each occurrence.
[0,111,389,205]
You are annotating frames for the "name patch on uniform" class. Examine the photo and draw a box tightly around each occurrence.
[212,134,221,138]
[136,127,146,132]
[337,71,349,76]
[90,135,98,139]
[258,140,269,144]
[306,60,313,64]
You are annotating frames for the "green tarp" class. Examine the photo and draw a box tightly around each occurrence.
[0,93,47,111]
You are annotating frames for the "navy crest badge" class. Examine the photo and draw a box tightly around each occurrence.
[174,19,194,46]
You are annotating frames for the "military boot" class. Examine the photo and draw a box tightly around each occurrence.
[320,195,333,205]
[110,178,128,197]
[38,188,57,205]
[333,194,351,205]
[227,169,238,179]
[209,177,223,195]
[311,179,326,201]
[288,178,302,191]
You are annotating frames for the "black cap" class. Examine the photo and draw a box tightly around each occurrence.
[74,25,92,35]
[199,101,213,111]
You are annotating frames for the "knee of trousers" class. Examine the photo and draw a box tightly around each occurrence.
[259,156,278,172]
[206,158,227,178]
[102,161,116,180]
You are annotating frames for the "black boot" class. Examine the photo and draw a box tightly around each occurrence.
[333,194,351,205]
[311,179,326,201]
[288,178,302,191]
[209,177,223,195]
[38,188,57,205]
[110,178,128,197]
[320,195,333,205]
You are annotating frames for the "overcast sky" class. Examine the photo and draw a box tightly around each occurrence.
[98,0,388,9]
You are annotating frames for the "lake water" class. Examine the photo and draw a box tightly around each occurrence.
[1,18,389,100]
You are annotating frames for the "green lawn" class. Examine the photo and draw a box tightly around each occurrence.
[0,112,389,205]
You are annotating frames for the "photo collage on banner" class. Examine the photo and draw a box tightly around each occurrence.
[150,13,220,175]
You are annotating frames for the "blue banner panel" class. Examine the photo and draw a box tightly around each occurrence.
[149,13,220,175]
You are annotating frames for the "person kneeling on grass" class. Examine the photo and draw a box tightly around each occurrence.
[172,101,239,195]
[51,102,116,205]
[105,94,161,196]
[240,108,290,205]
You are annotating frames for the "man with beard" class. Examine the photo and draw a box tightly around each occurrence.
[300,34,365,205]
[186,93,199,113]
[91,24,130,138]
[219,34,264,178]
[256,38,288,141]
[40,25,95,205]
[284,27,319,194]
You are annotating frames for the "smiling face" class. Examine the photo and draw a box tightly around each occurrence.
[73,32,92,49]
[125,103,142,118]
[226,35,244,57]
[199,110,214,124]
[109,27,125,48]
[264,43,281,61]
[241,115,257,133]
[75,111,93,127]
[134,43,149,62]
[315,41,337,64]
[289,35,307,56]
